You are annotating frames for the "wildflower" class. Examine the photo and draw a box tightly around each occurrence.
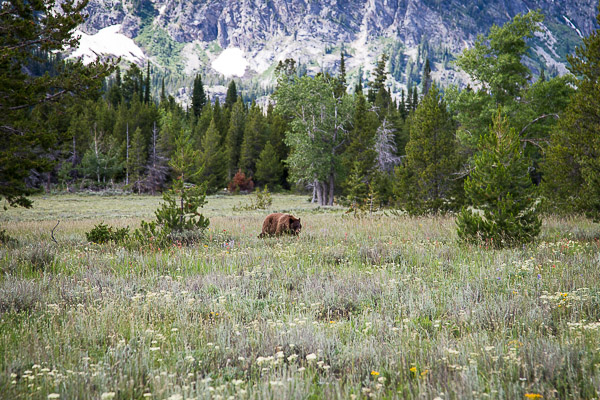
[410,367,417,373]
[101,393,116,400]
[48,395,60,399]
[421,370,429,376]
[371,370,380,376]
[143,394,152,398]
[525,394,543,399]
[306,353,317,361]
[149,347,160,352]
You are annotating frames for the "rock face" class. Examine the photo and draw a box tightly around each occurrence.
[76,0,598,92]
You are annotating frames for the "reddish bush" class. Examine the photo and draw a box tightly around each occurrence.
[228,170,255,193]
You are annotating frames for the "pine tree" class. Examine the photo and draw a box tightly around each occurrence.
[144,63,151,104]
[225,81,238,109]
[395,84,460,214]
[160,77,167,105]
[239,101,266,175]
[191,74,207,118]
[544,4,600,220]
[457,112,541,246]
[255,141,284,188]
[368,54,389,103]
[335,50,347,98]
[342,93,379,199]
[225,97,246,180]
[198,119,227,193]
[0,0,114,207]
[422,58,432,96]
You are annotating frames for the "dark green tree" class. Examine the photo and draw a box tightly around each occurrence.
[368,54,389,103]
[342,93,378,198]
[239,101,266,175]
[191,74,207,118]
[421,58,432,96]
[544,3,600,220]
[335,50,347,98]
[225,97,246,180]
[255,141,284,189]
[456,112,541,246]
[394,84,460,213]
[0,0,113,208]
[198,119,227,193]
[225,81,238,109]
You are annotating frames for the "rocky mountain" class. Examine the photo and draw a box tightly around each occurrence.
[72,0,598,101]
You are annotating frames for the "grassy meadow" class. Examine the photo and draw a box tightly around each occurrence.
[1,193,599,399]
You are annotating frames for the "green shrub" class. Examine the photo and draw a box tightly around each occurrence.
[233,186,273,211]
[86,223,130,244]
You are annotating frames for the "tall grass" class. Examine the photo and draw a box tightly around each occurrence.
[1,194,599,399]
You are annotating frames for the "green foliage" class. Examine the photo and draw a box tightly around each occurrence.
[457,113,541,247]
[85,223,130,244]
[135,177,210,245]
[544,5,600,221]
[255,141,284,189]
[191,74,207,118]
[0,0,114,208]
[198,119,227,193]
[274,74,354,206]
[239,101,267,176]
[225,98,246,179]
[395,84,461,214]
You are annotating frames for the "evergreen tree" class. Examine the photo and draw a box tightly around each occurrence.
[0,0,114,207]
[225,97,246,180]
[255,141,284,188]
[239,101,266,175]
[198,119,227,193]
[191,74,207,118]
[342,93,379,198]
[170,128,201,184]
[335,50,347,98]
[368,54,389,103]
[144,62,151,104]
[107,67,122,107]
[160,77,167,105]
[225,81,238,109]
[422,58,432,96]
[395,84,460,214]
[457,112,541,246]
[544,4,600,220]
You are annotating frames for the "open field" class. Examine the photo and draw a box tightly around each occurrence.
[1,193,600,399]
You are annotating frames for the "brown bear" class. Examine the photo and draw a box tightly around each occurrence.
[258,213,302,238]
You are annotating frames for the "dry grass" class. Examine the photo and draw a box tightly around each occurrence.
[1,193,599,399]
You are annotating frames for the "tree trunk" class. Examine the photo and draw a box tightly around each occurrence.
[320,181,328,206]
[315,180,323,206]
[328,173,335,206]
[311,183,317,203]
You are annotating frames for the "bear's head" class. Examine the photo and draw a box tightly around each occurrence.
[290,216,302,235]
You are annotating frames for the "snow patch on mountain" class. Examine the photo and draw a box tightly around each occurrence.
[69,24,145,65]
[211,47,249,77]
[563,16,583,38]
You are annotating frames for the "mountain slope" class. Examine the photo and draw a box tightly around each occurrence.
[73,0,598,100]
